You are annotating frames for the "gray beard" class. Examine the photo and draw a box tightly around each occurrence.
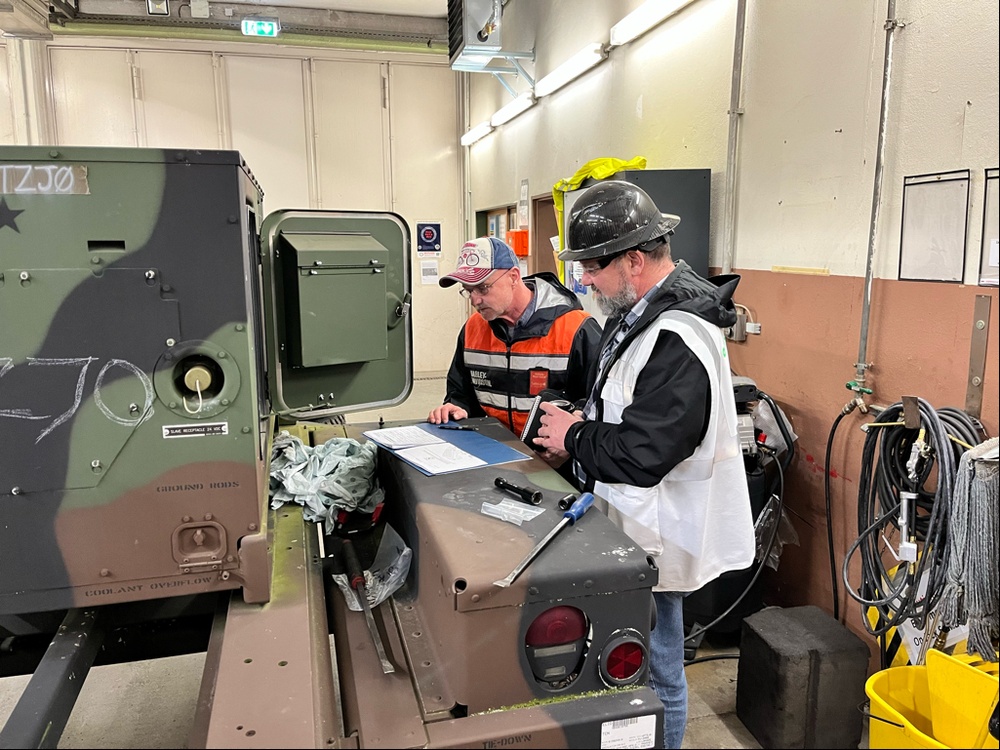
[594,281,638,317]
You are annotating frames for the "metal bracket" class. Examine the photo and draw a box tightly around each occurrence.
[965,294,991,419]
[902,395,920,430]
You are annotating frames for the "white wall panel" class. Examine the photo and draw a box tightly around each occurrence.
[313,59,387,210]
[50,48,135,146]
[389,63,462,374]
[135,50,219,149]
[224,55,309,213]
[872,1,1000,282]
[7,35,461,375]
[735,1,880,276]
[0,45,13,144]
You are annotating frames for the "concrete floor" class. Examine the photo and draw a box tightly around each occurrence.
[0,376,767,749]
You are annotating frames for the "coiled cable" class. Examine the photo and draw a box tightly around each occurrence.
[842,398,973,640]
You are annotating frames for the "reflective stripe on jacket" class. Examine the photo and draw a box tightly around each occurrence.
[462,307,591,435]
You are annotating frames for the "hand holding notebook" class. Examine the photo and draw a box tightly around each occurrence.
[519,389,576,451]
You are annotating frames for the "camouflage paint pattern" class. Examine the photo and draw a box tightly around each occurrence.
[0,147,412,621]
[0,146,272,615]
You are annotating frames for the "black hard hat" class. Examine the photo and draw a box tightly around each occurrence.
[559,180,680,262]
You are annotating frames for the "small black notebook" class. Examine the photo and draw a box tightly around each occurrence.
[520,390,574,450]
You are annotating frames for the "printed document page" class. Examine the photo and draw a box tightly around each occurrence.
[396,443,487,475]
[363,425,442,449]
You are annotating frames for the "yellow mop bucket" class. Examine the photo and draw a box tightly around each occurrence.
[866,651,999,749]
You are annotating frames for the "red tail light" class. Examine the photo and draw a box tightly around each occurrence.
[524,606,590,690]
[525,606,587,647]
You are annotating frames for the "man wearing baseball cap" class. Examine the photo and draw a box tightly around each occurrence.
[429,236,602,455]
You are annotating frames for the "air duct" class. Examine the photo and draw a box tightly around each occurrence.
[0,0,52,39]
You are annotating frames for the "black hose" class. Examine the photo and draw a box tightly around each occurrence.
[682,388,793,648]
[684,653,739,666]
[684,445,785,646]
[825,410,849,622]
[842,399,963,638]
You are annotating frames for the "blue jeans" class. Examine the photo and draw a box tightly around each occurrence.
[650,591,687,749]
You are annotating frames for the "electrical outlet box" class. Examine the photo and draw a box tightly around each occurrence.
[726,312,747,342]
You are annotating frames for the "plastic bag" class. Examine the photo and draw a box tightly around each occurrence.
[752,399,798,455]
[331,523,411,611]
[754,494,800,571]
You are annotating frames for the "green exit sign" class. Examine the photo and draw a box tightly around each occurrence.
[241,18,280,37]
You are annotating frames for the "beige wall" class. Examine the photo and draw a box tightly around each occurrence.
[0,35,464,375]
[0,46,12,143]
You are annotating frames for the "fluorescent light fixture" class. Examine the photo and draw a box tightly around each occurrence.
[490,93,536,127]
[610,0,696,48]
[534,42,608,98]
[460,121,494,146]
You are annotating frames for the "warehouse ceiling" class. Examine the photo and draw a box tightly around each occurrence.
[2,0,450,48]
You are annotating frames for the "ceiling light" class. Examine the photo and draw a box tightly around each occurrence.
[534,43,608,98]
[460,121,494,147]
[610,0,697,48]
[490,93,536,127]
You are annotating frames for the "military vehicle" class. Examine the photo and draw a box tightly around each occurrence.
[0,146,663,748]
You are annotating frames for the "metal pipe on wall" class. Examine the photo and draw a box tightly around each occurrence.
[855,0,902,388]
[720,0,747,275]
[6,39,55,145]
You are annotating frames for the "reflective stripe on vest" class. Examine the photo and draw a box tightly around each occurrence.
[463,309,589,434]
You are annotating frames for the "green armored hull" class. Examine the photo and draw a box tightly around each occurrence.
[0,147,412,615]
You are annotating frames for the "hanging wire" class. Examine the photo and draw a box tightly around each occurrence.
[841,399,982,639]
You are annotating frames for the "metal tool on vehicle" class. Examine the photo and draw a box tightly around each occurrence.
[342,538,395,674]
[494,476,542,506]
[493,493,595,588]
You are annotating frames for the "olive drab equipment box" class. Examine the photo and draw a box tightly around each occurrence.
[0,146,412,616]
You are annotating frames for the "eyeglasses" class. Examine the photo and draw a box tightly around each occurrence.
[459,268,512,298]
[579,253,624,276]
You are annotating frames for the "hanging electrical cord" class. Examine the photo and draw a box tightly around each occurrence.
[842,398,969,644]
[825,403,855,623]
[684,450,784,651]
[685,653,740,666]
[683,385,795,653]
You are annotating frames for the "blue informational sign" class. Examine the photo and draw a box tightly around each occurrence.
[416,223,442,253]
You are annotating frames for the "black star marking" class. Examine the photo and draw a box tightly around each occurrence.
[0,197,24,233]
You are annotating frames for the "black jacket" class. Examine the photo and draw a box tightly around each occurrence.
[566,261,741,488]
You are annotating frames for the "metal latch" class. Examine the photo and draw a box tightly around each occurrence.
[395,292,412,318]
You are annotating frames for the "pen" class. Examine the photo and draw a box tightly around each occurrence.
[438,424,478,431]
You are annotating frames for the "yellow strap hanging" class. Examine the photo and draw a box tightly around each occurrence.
[551,156,648,282]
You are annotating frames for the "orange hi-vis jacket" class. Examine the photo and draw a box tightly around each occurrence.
[444,273,603,436]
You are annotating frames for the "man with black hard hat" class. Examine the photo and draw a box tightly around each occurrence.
[533,180,755,749]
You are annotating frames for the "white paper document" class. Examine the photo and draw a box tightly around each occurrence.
[362,425,442,449]
[396,443,487,475]
[362,424,491,475]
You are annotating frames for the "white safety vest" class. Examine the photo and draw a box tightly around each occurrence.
[593,310,755,592]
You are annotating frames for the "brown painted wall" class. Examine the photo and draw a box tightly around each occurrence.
[724,268,998,661]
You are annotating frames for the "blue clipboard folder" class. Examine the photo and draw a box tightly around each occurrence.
[362,423,531,477]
